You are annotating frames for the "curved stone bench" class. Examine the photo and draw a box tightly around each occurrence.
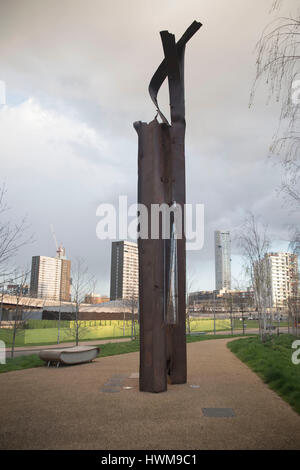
[39,346,100,367]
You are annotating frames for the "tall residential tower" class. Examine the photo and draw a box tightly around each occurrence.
[214,230,231,290]
[264,252,298,308]
[30,249,71,301]
[110,241,139,300]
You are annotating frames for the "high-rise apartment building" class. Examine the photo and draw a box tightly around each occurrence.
[214,230,231,290]
[264,252,298,308]
[110,241,139,300]
[60,258,71,301]
[30,251,71,301]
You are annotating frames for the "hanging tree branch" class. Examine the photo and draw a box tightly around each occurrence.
[250,3,300,204]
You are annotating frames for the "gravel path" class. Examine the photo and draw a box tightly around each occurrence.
[0,338,299,450]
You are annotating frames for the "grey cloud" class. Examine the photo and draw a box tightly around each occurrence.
[0,0,298,293]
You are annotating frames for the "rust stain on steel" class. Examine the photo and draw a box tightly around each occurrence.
[134,21,202,393]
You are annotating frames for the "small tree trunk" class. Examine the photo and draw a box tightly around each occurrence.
[0,291,4,327]
[57,300,61,344]
[131,304,135,340]
[76,322,79,346]
[11,308,19,359]
[75,305,79,346]
[11,321,17,359]
[213,310,216,335]
[261,310,268,343]
[242,309,245,335]
[258,312,262,341]
[133,316,136,339]
[230,296,233,336]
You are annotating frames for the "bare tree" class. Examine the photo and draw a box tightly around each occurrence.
[186,269,197,336]
[0,277,6,325]
[231,277,255,335]
[70,257,95,346]
[228,293,234,336]
[288,230,300,336]
[251,1,300,204]
[0,184,32,277]
[237,213,272,341]
[8,269,32,359]
[122,292,139,340]
[288,294,300,337]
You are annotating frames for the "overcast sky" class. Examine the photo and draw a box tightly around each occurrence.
[0,0,298,294]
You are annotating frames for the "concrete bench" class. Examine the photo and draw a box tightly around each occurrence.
[39,346,100,367]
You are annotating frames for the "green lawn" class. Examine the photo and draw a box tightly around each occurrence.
[0,318,237,348]
[98,333,255,357]
[0,318,289,350]
[0,354,45,373]
[186,332,254,342]
[232,319,288,330]
[227,334,300,415]
[0,333,255,374]
[190,318,288,333]
[0,325,135,347]
[188,319,231,332]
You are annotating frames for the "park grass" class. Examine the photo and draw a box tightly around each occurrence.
[0,354,45,373]
[186,332,254,342]
[232,319,288,330]
[0,325,135,347]
[227,334,300,415]
[98,339,140,357]
[97,333,256,358]
[98,333,255,357]
[0,318,235,348]
[0,333,255,374]
[0,331,131,348]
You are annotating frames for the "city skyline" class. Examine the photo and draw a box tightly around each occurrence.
[19,237,298,301]
[19,234,291,296]
[0,0,298,295]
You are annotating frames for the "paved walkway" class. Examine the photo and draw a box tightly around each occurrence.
[0,338,299,450]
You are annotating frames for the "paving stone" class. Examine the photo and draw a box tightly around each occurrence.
[202,408,235,418]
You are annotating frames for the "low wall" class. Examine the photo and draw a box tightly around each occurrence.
[42,310,138,321]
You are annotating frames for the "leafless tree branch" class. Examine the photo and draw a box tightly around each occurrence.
[251,3,300,206]
[237,212,272,341]
[0,183,34,277]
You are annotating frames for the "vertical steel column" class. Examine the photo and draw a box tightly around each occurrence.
[134,21,202,393]
[135,120,170,392]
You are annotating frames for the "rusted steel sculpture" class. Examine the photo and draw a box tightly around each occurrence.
[134,21,202,393]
